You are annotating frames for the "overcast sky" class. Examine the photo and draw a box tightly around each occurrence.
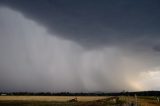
[0,0,160,92]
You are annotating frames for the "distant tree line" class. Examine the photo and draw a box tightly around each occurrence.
[0,91,160,96]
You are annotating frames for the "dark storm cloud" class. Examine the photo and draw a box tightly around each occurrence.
[0,0,160,92]
[1,0,160,49]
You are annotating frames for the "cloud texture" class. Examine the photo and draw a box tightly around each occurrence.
[0,0,160,92]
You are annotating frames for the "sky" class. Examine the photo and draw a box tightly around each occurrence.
[0,0,160,92]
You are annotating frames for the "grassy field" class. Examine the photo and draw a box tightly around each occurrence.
[0,96,122,106]
[137,96,160,106]
[0,96,159,106]
[120,96,160,106]
[0,96,107,101]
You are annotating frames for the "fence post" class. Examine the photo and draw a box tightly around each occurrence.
[134,94,137,106]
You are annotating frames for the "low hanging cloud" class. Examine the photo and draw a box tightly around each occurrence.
[0,1,160,92]
[1,0,160,49]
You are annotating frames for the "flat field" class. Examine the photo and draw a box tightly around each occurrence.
[120,96,160,106]
[0,96,160,106]
[0,96,107,102]
[0,96,111,106]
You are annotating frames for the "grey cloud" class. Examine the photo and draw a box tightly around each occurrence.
[0,0,160,49]
[0,1,160,92]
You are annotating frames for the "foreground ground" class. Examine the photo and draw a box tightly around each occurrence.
[0,96,107,101]
[0,96,159,106]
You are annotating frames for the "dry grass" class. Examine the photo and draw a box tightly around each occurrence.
[120,96,160,106]
[0,96,107,102]
[1,96,160,106]
[138,97,160,106]
[0,96,125,106]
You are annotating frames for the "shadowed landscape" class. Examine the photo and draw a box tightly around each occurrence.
[0,92,160,106]
[0,96,159,106]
